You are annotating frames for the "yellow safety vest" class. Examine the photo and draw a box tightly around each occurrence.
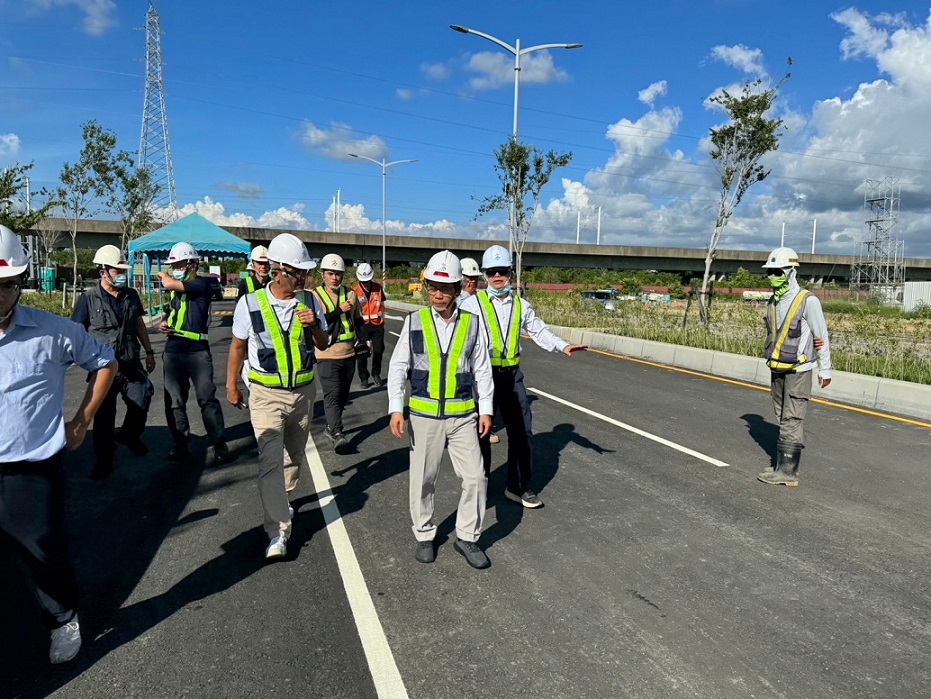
[477,291,521,367]
[167,291,208,342]
[316,286,355,342]
[245,276,257,293]
[764,290,810,372]
[246,289,315,389]
[408,308,477,418]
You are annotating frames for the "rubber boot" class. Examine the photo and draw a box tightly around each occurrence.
[757,441,801,486]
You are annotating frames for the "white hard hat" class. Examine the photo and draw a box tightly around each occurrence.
[246,262,254,272]
[424,250,462,283]
[460,257,481,277]
[762,247,800,269]
[320,253,346,272]
[167,242,199,264]
[93,244,130,270]
[356,262,374,281]
[267,233,316,270]
[0,224,29,279]
[482,244,512,271]
[250,245,269,262]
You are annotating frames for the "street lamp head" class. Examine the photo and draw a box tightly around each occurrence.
[450,24,469,33]
[348,153,359,158]
[564,43,583,49]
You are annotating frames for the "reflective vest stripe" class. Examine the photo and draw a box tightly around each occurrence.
[765,290,809,371]
[246,290,315,389]
[168,292,207,342]
[477,291,520,367]
[245,276,256,293]
[316,286,355,341]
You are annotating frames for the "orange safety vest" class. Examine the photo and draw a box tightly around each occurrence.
[353,282,385,326]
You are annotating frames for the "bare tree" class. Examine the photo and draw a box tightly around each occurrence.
[698,61,791,325]
[34,214,65,268]
[476,139,572,290]
[57,120,118,285]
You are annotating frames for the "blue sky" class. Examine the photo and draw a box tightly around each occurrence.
[2,0,930,257]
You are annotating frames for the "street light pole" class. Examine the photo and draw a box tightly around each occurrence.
[348,153,417,288]
[450,25,581,260]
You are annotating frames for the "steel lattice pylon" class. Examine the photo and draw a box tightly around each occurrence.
[851,177,904,303]
[138,1,177,214]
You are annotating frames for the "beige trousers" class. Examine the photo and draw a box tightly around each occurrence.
[408,413,487,543]
[250,382,314,539]
[771,370,812,445]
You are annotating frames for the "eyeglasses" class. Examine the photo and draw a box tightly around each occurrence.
[281,266,307,279]
[485,268,511,278]
[426,284,455,296]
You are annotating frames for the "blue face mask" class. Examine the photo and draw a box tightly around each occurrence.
[112,274,127,288]
[172,269,187,281]
[488,283,512,298]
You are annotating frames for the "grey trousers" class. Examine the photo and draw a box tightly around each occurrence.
[771,370,813,445]
[408,414,487,543]
[250,383,313,539]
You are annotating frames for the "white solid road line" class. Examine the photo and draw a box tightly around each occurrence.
[389,331,401,338]
[304,437,410,699]
[529,387,729,468]
[385,314,405,321]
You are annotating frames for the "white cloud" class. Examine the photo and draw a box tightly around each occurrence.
[301,121,387,161]
[420,62,450,80]
[29,0,117,36]
[710,44,767,78]
[638,81,667,106]
[396,88,413,101]
[0,133,21,157]
[466,51,569,91]
[174,197,309,230]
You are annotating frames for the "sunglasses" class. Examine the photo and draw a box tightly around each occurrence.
[485,267,511,278]
[281,266,307,279]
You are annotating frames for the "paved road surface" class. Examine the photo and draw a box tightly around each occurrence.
[3,302,930,698]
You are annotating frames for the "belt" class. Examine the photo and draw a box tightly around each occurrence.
[0,453,61,475]
[492,366,518,373]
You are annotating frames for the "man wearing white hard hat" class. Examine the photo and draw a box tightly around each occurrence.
[158,242,231,466]
[460,244,587,509]
[757,247,832,487]
[311,253,367,453]
[72,245,156,479]
[0,225,117,664]
[457,257,481,305]
[351,262,386,388]
[388,250,494,569]
[227,233,329,559]
[237,245,271,301]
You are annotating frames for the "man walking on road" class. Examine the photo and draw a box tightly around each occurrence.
[311,253,367,453]
[0,225,117,664]
[227,234,329,559]
[388,251,495,569]
[237,246,271,300]
[758,247,832,487]
[72,245,156,479]
[352,262,386,388]
[158,242,231,466]
[457,257,481,305]
[460,245,587,509]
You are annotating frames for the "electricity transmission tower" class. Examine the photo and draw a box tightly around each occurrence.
[851,177,904,303]
[139,1,177,213]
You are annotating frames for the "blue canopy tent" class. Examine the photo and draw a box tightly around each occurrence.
[128,213,251,313]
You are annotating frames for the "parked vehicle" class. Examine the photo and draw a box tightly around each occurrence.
[580,289,618,311]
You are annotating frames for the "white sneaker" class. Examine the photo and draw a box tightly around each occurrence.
[288,504,295,519]
[265,535,287,559]
[50,616,82,664]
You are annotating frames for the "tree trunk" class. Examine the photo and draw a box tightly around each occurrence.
[71,228,78,289]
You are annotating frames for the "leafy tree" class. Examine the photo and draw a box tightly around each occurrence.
[57,120,118,286]
[108,154,162,250]
[698,61,791,325]
[0,162,54,232]
[476,139,572,290]
[724,266,768,290]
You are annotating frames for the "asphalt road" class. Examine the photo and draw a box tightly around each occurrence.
[2,301,930,699]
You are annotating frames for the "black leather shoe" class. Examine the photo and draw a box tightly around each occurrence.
[115,429,149,457]
[212,442,233,466]
[372,375,383,387]
[454,539,490,569]
[168,445,190,463]
[333,432,350,454]
[415,541,436,564]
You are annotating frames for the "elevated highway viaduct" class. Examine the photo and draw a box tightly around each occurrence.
[52,218,931,283]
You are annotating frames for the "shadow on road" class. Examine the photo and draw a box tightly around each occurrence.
[740,413,779,468]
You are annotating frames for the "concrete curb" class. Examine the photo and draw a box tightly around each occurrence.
[386,301,931,424]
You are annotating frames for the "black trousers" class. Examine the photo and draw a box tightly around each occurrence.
[357,323,385,381]
[479,367,533,494]
[0,453,78,629]
[316,358,355,433]
[163,350,225,448]
[94,360,154,467]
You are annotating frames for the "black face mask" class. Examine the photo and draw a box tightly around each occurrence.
[0,286,22,325]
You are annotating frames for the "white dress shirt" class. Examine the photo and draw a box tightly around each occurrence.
[459,291,569,355]
[387,305,494,416]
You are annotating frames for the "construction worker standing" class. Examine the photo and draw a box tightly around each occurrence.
[457,257,481,305]
[387,250,494,569]
[757,247,832,487]
[227,233,329,559]
[352,262,386,388]
[0,225,117,664]
[158,242,231,466]
[72,245,156,479]
[311,254,367,453]
[460,244,587,509]
[237,246,271,300]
